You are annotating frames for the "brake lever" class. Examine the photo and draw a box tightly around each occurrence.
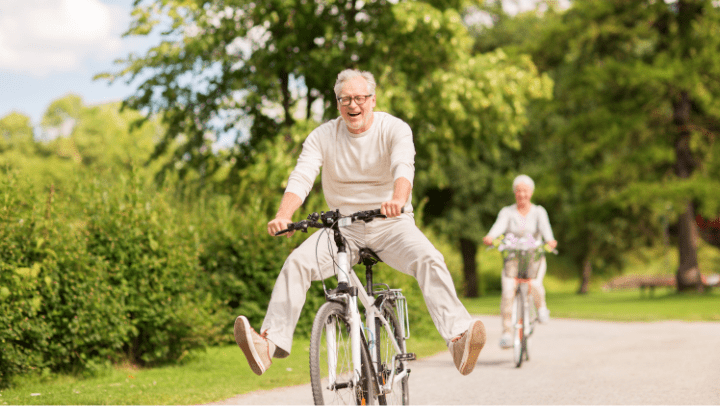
[275,222,301,236]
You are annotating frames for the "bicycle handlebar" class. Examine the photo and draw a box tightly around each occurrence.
[274,208,404,236]
[487,233,558,255]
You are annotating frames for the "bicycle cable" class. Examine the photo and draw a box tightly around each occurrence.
[315,218,354,295]
[315,227,331,294]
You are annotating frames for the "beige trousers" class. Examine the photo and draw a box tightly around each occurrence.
[261,213,473,354]
[500,256,547,334]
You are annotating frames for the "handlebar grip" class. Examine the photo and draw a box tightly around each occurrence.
[372,207,405,216]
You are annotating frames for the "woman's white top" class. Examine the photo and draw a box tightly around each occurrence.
[487,203,555,242]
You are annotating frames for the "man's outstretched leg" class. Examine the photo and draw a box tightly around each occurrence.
[234,315,276,376]
[369,215,487,375]
[234,229,356,375]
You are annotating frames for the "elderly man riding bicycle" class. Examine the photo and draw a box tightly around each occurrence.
[234,68,486,377]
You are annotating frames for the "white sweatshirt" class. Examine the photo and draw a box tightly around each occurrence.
[285,112,416,215]
[487,204,555,242]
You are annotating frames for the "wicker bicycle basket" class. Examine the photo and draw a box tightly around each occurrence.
[502,250,542,279]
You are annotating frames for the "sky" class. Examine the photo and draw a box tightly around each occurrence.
[0,0,156,126]
[0,0,567,129]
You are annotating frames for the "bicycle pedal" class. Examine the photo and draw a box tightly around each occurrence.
[397,353,416,361]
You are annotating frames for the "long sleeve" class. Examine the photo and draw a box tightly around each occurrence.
[536,205,555,242]
[487,207,511,239]
[284,128,324,202]
[389,121,415,186]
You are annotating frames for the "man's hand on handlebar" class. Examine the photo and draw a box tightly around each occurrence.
[268,217,295,238]
[381,199,404,218]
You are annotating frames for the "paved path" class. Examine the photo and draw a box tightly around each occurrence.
[211,316,720,405]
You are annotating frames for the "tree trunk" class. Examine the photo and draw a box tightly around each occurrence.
[459,238,479,298]
[673,90,703,292]
[279,70,294,127]
[307,94,316,121]
[578,257,592,294]
[676,202,703,292]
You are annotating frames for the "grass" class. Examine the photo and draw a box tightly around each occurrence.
[0,336,448,405]
[462,289,720,322]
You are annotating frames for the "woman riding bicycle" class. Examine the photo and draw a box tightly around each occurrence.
[482,175,557,350]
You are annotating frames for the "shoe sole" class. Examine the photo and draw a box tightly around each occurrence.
[234,316,266,376]
[460,320,487,375]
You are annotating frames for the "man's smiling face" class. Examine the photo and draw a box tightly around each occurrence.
[337,76,376,134]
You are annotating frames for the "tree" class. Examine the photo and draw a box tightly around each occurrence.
[520,0,720,292]
[374,2,553,296]
[100,0,420,184]
[40,95,165,176]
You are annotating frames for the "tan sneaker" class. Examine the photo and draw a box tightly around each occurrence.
[234,315,275,376]
[449,320,487,375]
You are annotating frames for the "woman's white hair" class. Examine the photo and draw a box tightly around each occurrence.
[334,69,376,97]
[512,174,535,193]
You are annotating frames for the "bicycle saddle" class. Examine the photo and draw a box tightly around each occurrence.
[358,248,382,266]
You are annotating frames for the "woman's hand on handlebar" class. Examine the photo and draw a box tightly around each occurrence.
[482,236,494,246]
[268,217,295,238]
[381,199,404,218]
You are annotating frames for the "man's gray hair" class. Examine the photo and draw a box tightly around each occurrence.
[334,69,376,97]
[512,174,535,193]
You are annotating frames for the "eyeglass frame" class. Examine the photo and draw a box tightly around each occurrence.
[337,94,374,106]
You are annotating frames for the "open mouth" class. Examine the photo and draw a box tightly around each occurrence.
[348,112,361,117]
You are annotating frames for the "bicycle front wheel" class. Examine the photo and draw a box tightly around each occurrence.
[512,292,524,368]
[375,303,409,405]
[310,302,376,405]
[524,298,537,362]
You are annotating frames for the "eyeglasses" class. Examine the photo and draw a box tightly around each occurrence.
[337,94,374,106]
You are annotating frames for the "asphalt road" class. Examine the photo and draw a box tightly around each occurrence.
[210,315,720,405]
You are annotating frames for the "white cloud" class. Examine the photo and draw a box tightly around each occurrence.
[0,0,124,76]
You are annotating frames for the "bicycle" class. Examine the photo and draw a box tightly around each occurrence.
[276,208,415,405]
[489,233,556,368]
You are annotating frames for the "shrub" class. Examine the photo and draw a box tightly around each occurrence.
[192,194,327,340]
[0,170,228,388]
[80,173,226,365]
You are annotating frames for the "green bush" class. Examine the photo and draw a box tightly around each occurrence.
[192,194,327,340]
[0,175,128,388]
[0,171,228,388]
[80,174,226,365]
[0,175,51,388]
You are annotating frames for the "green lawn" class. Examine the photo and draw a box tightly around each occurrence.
[462,289,720,322]
[3,289,719,405]
[0,336,448,405]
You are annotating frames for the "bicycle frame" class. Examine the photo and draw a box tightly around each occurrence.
[323,217,410,396]
[512,278,536,337]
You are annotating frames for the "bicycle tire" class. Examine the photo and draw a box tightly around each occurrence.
[310,301,376,405]
[375,303,409,405]
[522,294,531,362]
[512,291,524,368]
[525,298,537,362]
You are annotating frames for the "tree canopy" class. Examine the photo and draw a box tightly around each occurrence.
[476,0,720,292]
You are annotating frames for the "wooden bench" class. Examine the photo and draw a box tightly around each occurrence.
[604,274,720,296]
